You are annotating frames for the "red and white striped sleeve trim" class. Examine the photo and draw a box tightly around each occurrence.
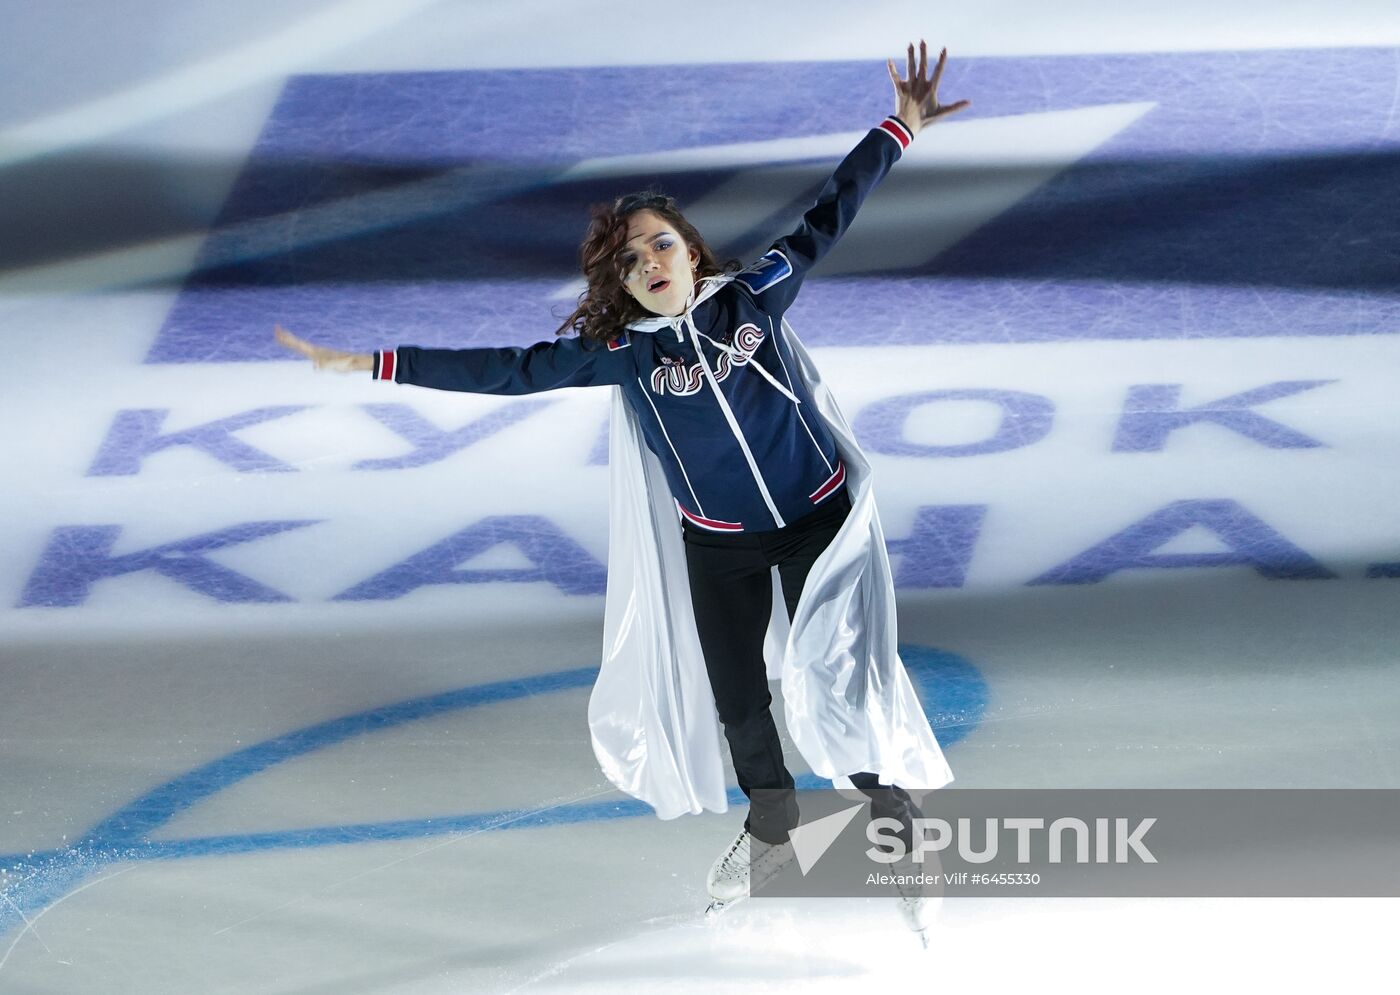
[810,460,846,503]
[876,115,913,151]
[676,501,745,533]
[373,349,397,382]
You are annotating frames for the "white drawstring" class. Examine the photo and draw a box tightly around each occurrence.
[681,310,789,527]
[667,284,802,406]
[694,326,802,405]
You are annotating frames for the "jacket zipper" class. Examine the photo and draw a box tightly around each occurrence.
[681,315,786,529]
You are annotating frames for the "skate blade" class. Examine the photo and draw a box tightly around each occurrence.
[898,903,929,947]
[704,896,745,918]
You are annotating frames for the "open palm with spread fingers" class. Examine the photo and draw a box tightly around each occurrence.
[887,40,970,137]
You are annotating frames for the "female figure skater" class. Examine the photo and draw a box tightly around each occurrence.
[277,41,969,934]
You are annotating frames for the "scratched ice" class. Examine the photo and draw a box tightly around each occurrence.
[3,3,1400,993]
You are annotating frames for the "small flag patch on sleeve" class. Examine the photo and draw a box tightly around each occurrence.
[735,249,794,295]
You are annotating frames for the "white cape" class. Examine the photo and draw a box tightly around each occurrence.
[587,285,954,819]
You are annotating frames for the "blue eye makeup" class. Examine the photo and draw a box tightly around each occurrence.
[620,237,674,271]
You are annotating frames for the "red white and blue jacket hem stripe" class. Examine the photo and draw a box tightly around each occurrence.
[370,119,906,532]
[675,503,744,533]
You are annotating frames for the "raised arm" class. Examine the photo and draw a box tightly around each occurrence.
[274,325,631,395]
[735,42,969,315]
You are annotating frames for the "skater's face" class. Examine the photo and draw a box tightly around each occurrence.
[619,210,701,317]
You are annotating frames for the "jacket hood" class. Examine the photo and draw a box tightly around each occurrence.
[623,274,735,334]
[621,270,801,405]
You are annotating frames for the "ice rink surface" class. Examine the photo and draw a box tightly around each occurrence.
[2,1,1399,991]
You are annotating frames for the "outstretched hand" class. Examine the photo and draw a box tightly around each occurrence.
[274,324,371,373]
[887,41,970,137]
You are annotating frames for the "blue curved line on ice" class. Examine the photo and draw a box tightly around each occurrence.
[0,645,985,938]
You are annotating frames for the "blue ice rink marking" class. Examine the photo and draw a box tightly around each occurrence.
[0,645,985,938]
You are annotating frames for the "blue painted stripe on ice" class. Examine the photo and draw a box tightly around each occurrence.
[79,666,600,848]
[1,645,986,938]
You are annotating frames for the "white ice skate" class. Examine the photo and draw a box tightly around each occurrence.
[889,854,931,948]
[703,827,795,917]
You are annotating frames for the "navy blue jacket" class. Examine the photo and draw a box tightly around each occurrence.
[372,115,914,532]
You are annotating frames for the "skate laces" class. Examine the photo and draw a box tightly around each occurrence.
[715,830,750,879]
[890,854,922,888]
[716,830,793,880]
[708,829,796,903]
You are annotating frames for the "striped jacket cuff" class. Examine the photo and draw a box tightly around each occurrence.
[372,348,397,382]
[877,115,914,151]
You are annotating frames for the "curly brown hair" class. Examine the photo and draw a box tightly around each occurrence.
[552,189,742,345]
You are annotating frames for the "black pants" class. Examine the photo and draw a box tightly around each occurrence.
[683,486,920,847]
